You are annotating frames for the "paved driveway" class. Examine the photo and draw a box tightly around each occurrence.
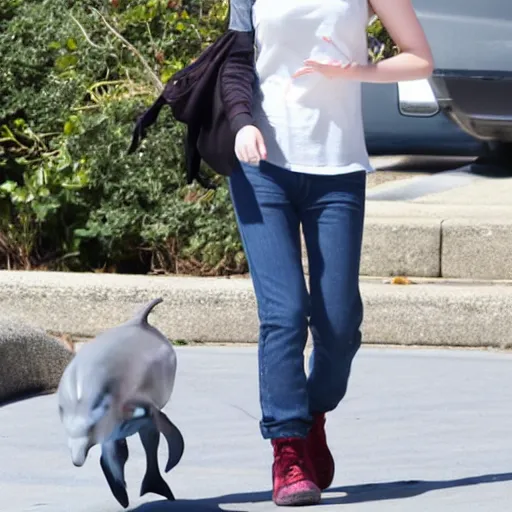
[1,346,512,511]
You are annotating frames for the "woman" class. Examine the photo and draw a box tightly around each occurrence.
[222,0,434,506]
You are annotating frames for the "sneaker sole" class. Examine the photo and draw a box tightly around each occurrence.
[274,488,322,507]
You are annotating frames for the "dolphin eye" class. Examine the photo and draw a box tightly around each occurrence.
[92,390,112,413]
[92,393,106,411]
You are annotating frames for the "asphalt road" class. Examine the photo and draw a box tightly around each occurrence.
[1,346,512,512]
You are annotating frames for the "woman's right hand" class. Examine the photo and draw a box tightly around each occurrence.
[234,125,267,164]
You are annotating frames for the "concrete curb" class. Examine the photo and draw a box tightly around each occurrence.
[1,271,511,349]
[301,204,512,280]
[353,169,512,279]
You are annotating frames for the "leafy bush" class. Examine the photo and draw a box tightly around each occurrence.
[0,0,243,274]
[0,1,395,275]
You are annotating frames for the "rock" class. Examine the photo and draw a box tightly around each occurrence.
[0,319,73,404]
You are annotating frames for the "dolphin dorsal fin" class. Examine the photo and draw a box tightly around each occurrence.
[132,297,163,325]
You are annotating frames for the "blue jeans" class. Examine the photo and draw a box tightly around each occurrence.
[229,160,366,440]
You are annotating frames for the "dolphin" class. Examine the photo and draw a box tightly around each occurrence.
[57,297,184,508]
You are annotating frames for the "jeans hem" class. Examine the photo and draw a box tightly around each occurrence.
[260,430,310,440]
[260,420,313,440]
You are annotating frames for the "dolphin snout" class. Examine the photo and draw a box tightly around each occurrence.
[68,437,91,467]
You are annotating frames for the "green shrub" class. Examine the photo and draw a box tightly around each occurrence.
[367,16,400,62]
[0,1,395,275]
[0,0,243,274]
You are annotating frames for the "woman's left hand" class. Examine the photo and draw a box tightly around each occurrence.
[292,59,362,80]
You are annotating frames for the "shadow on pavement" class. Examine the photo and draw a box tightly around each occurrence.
[0,388,55,408]
[326,472,512,504]
[131,471,512,511]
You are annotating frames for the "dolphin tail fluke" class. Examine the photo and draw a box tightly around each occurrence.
[132,297,164,325]
[100,439,130,508]
[139,423,175,501]
[140,469,175,501]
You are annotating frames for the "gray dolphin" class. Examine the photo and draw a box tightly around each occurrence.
[57,297,184,508]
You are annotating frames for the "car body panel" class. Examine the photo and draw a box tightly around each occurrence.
[362,82,486,157]
[413,0,512,74]
[415,0,512,143]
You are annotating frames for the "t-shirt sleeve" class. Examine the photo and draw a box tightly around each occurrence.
[228,0,254,32]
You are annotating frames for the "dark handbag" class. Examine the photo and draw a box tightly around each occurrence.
[128,32,237,189]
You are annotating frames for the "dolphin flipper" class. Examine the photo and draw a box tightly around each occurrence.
[153,409,185,472]
[100,439,130,508]
[139,422,174,501]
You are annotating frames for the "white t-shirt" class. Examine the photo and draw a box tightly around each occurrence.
[230,0,374,175]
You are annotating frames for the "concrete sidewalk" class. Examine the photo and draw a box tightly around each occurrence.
[1,270,511,349]
[333,157,512,280]
[2,346,512,511]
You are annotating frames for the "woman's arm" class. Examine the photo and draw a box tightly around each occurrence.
[293,0,434,84]
[222,0,256,134]
[222,0,267,162]
[359,0,434,82]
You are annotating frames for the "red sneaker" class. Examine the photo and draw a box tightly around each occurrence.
[271,437,321,506]
[306,413,335,490]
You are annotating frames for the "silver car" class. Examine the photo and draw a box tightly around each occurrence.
[363,0,512,166]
